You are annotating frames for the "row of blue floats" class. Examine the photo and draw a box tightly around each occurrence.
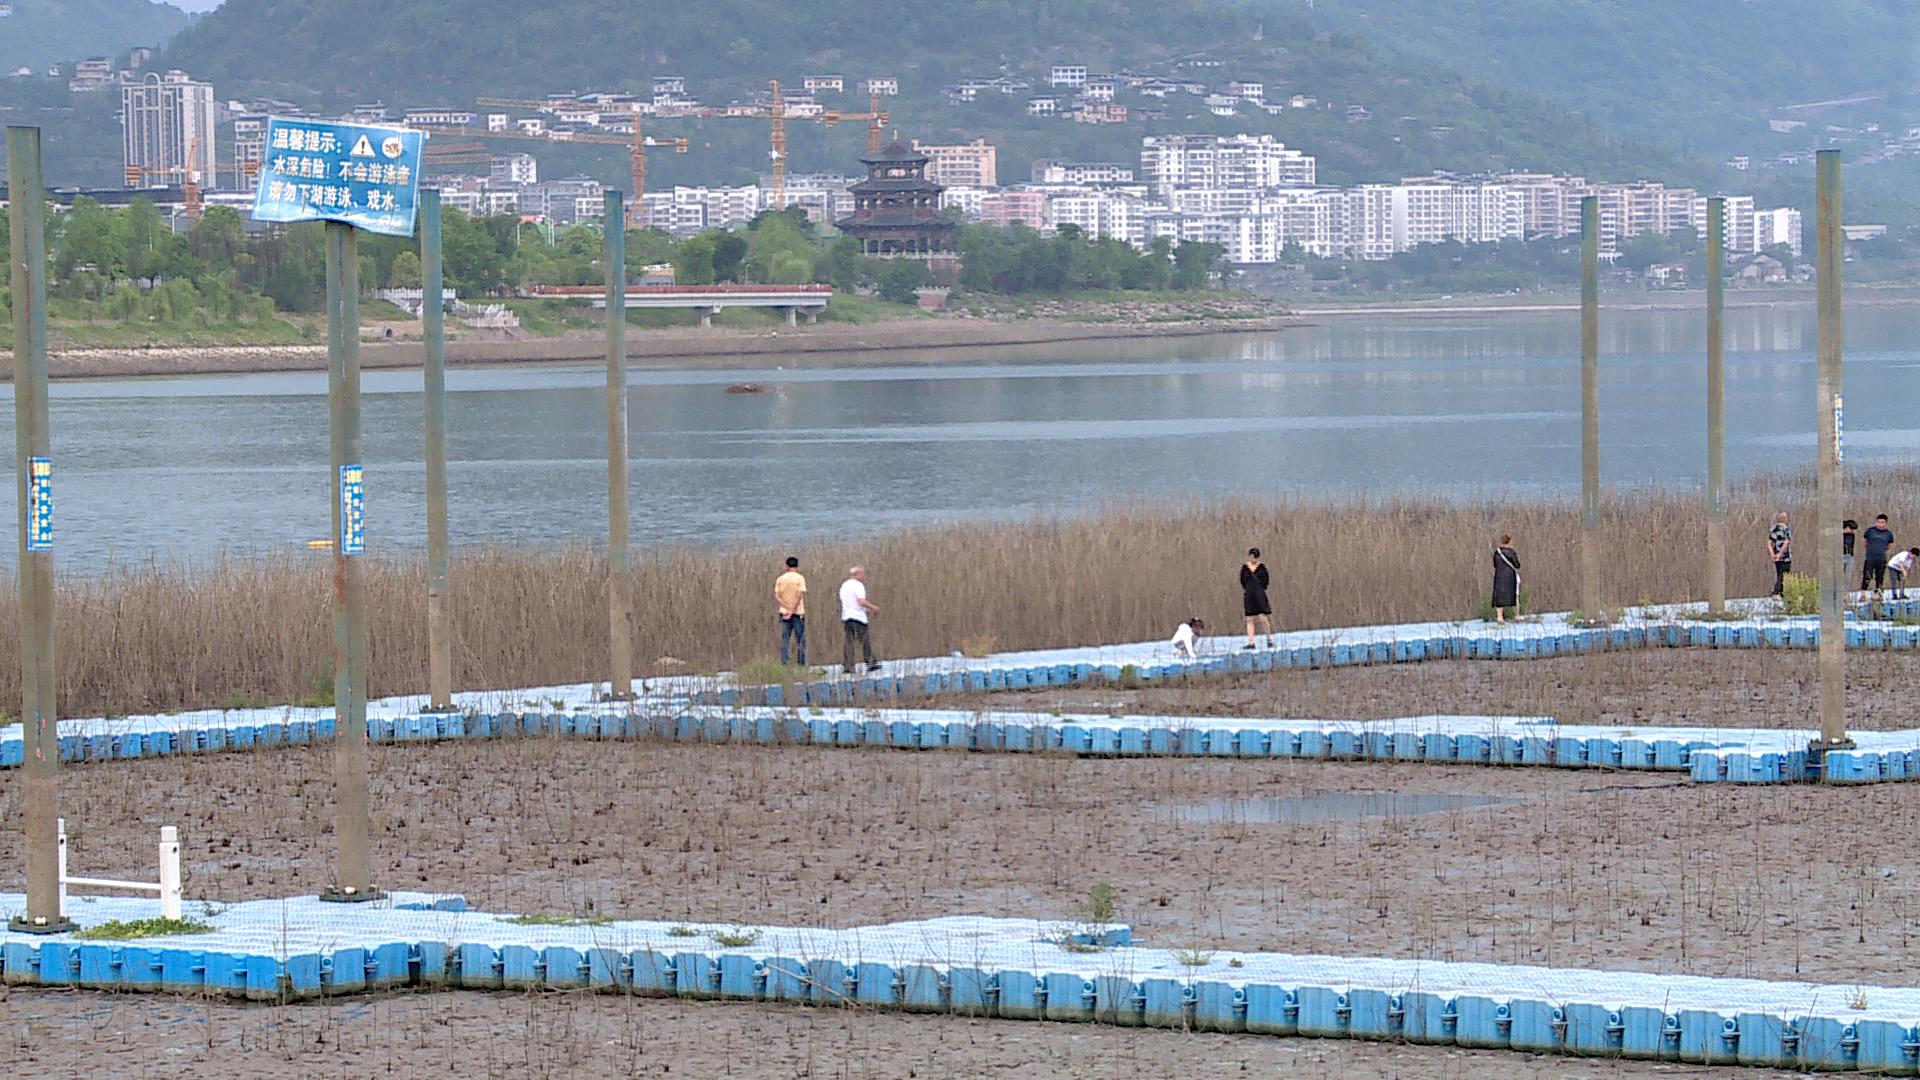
[12,707,1912,786]
[4,934,1917,1071]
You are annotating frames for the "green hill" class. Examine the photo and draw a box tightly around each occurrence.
[1297,0,1920,154]
[156,0,1697,189]
[0,0,189,72]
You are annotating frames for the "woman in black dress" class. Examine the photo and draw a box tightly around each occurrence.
[1240,547,1273,649]
[1491,534,1521,624]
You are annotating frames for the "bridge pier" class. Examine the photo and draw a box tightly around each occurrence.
[698,306,718,329]
[783,307,799,328]
[804,308,820,325]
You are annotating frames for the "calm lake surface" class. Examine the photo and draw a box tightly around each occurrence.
[9,303,1920,570]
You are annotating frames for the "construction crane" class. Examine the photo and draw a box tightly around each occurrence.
[764,81,889,211]
[426,101,689,226]
[125,136,258,220]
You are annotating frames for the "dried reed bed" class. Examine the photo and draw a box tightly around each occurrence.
[9,468,1918,716]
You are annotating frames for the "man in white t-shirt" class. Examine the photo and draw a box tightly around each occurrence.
[1891,547,1918,600]
[839,566,880,673]
[1170,617,1205,660]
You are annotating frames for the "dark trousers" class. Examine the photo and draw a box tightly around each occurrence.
[1772,559,1791,596]
[1895,569,1908,600]
[843,619,875,671]
[1863,558,1888,591]
[778,614,806,666]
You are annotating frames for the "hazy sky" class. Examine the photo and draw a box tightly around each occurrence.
[167,0,226,11]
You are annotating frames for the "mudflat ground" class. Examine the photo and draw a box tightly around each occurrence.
[3,654,1914,1077]
[4,990,1812,1079]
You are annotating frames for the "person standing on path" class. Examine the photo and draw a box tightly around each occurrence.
[774,556,807,666]
[1862,514,1894,593]
[1768,512,1792,598]
[839,566,880,674]
[1843,519,1858,590]
[1240,547,1274,650]
[1491,535,1521,624]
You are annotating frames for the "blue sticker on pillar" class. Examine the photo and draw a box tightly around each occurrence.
[339,464,365,555]
[26,457,52,552]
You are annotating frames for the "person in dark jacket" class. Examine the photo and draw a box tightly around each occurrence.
[1862,514,1894,593]
[1240,547,1273,649]
[1491,535,1521,624]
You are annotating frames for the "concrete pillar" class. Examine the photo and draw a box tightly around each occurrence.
[784,306,798,327]
[804,309,819,325]
[698,306,715,329]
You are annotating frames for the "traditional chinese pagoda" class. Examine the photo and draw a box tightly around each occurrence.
[835,139,957,262]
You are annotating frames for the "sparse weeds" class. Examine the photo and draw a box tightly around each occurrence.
[1783,573,1820,616]
[666,925,699,938]
[504,913,612,927]
[1848,986,1869,1010]
[710,926,762,947]
[1173,947,1214,968]
[75,917,214,940]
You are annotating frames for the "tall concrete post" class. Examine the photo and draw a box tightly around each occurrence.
[321,221,378,901]
[420,191,453,710]
[7,126,70,934]
[1580,196,1602,620]
[1705,197,1728,615]
[1815,150,1850,751]
[605,194,633,699]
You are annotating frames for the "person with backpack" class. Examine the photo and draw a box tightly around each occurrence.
[1240,547,1274,650]
[1491,535,1521,624]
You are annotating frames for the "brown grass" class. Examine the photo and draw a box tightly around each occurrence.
[5,467,1913,717]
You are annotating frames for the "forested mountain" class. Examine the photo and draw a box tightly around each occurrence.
[0,0,189,71]
[153,0,1695,189]
[1299,0,1920,154]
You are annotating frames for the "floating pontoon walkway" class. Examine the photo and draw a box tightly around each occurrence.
[5,891,1919,1072]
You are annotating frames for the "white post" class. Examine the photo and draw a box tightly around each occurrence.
[56,816,67,917]
[158,825,181,921]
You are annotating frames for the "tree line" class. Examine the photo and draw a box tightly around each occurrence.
[0,200,1224,331]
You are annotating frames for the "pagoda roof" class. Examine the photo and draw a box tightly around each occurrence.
[849,176,943,193]
[837,209,959,229]
[862,139,926,164]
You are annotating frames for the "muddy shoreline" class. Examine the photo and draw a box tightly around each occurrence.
[6,315,1298,381]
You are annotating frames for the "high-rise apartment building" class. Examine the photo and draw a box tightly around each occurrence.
[122,71,217,189]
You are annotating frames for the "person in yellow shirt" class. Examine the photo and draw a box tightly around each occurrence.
[774,556,808,666]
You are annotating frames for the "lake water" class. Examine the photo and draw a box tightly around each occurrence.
[8,303,1920,570]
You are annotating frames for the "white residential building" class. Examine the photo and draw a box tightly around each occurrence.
[1028,97,1058,116]
[1082,80,1116,102]
[1049,64,1088,88]
[1140,134,1316,194]
[402,107,475,127]
[1031,160,1135,185]
[1752,206,1804,257]
[863,77,899,96]
[122,71,217,189]
[803,75,845,94]
[1048,189,1136,242]
[939,185,987,219]
[490,153,538,186]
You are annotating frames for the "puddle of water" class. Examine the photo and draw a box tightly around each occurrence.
[1162,792,1522,825]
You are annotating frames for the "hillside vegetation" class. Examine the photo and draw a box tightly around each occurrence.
[154,0,1693,188]
[1301,0,1920,153]
[0,0,188,71]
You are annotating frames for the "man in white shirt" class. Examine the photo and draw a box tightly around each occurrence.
[839,566,881,673]
[1170,617,1205,660]
[1891,547,1918,600]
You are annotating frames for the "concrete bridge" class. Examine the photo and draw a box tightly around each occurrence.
[523,283,832,326]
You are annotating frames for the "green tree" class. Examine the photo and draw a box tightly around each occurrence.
[876,259,926,304]
[673,234,718,285]
[390,250,424,288]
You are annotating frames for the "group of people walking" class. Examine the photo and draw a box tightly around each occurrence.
[774,558,881,673]
[1772,512,1920,599]
[774,511,1920,675]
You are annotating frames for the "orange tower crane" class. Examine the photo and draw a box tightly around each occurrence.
[450,100,690,226]
[763,81,889,210]
[127,136,258,219]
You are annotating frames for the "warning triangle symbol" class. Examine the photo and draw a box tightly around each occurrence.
[350,134,376,157]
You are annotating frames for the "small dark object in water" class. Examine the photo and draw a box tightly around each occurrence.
[725,383,766,394]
